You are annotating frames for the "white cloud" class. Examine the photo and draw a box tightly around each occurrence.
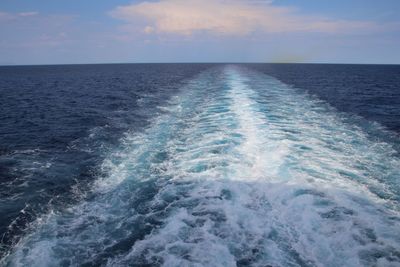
[18,12,39,17]
[110,0,373,36]
[0,11,39,21]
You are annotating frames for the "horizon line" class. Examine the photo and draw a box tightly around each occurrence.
[1,62,400,67]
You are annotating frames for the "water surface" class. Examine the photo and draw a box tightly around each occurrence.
[0,64,399,266]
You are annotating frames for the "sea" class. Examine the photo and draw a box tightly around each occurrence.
[0,63,399,266]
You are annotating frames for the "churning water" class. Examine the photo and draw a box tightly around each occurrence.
[0,64,399,266]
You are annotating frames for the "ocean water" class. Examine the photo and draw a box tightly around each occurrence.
[0,63,399,266]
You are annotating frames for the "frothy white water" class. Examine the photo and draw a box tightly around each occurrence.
[3,66,400,267]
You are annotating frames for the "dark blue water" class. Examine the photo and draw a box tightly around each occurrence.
[0,64,399,266]
[0,63,213,257]
[247,64,400,133]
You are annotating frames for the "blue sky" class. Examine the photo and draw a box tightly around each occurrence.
[0,0,399,64]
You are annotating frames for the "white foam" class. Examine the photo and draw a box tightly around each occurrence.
[110,66,400,266]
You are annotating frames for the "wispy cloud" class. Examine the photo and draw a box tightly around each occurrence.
[0,10,77,49]
[110,0,374,36]
[18,12,39,17]
[0,11,39,21]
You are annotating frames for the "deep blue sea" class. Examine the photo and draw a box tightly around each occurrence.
[0,63,399,266]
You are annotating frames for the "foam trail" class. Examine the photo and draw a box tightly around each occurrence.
[3,66,400,267]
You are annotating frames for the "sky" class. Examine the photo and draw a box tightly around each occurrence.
[0,0,399,65]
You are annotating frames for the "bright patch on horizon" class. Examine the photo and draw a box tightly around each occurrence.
[111,0,373,36]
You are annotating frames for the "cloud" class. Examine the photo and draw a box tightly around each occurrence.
[0,11,78,50]
[18,12,39,17]
[110,0,373,36]
[0,11,39,21]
